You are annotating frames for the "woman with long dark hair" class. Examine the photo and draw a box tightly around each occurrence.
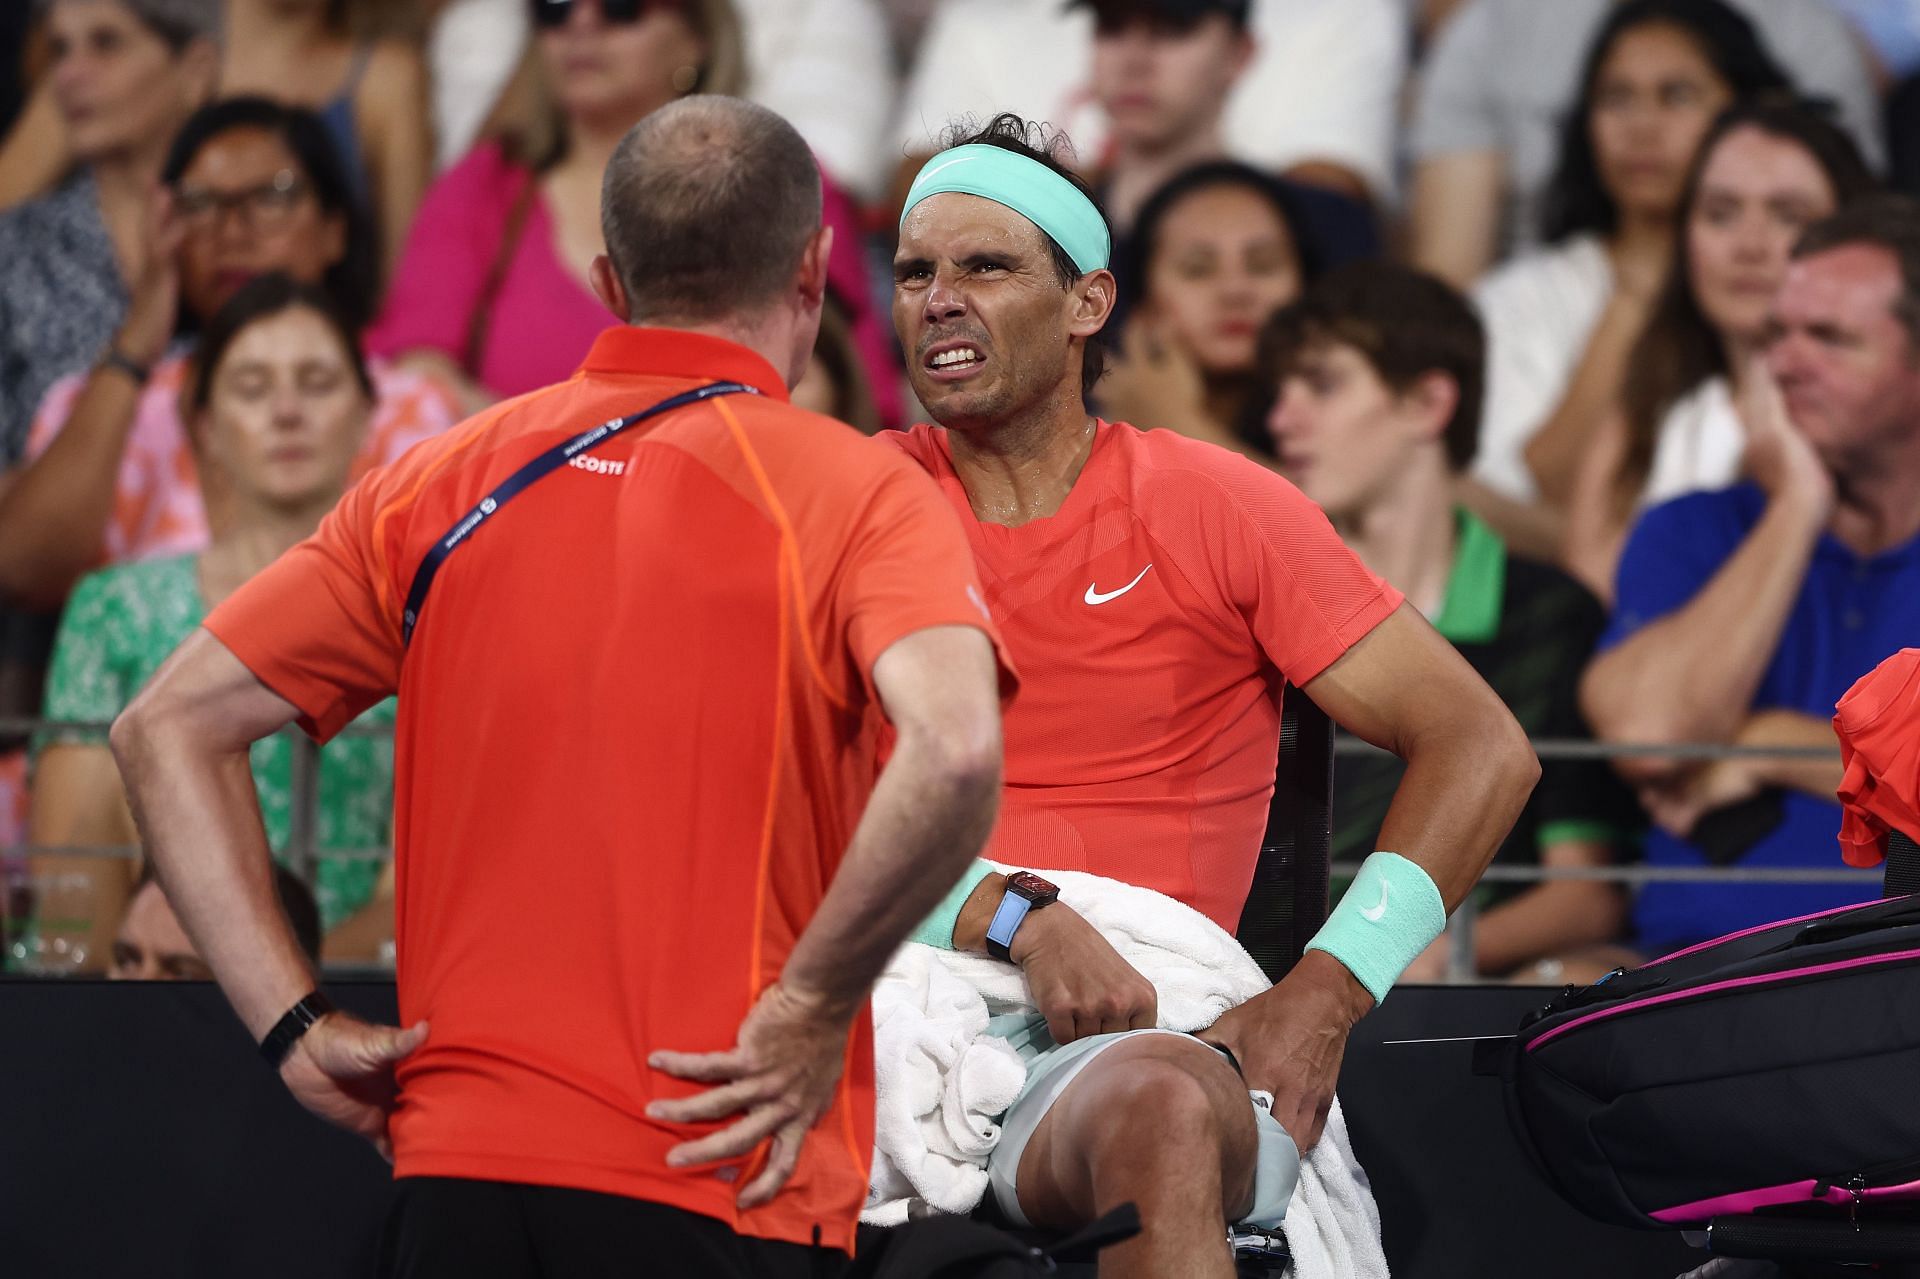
[1563,99,1877,599]
[1100,159,1321,461]
[1468,0,1791,558]
[0,98,457,607]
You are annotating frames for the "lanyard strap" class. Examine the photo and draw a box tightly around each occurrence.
[401,380,757,647]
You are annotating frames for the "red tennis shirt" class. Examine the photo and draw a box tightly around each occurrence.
[204,328,1013,1253]
[881,420,1401,931]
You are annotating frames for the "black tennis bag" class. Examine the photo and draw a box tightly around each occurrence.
[1479,890,1920,1231]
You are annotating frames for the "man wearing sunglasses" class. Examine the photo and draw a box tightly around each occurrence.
[112,96,1012,1277]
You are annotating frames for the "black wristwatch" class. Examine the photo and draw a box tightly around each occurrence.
[258,990,336,1068]
[98,346,152,387]
[984,871,1060,962]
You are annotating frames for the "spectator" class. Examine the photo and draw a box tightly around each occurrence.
[1265,262,1635,984]
[111,862,322,979]
[0,0,217,469]
[426,0,895,200]
[792,295,882,435]
[1102,160,1318,460]
[1407,0,1881,288]
[893,0,1405,209]
[0,98,458,609]
[368,0,746,408]
[1581,195,1920,959]
[29,275,399,973]
[215,0,430,284]
[1564,100,1877,600]
[1467,0,1790,561]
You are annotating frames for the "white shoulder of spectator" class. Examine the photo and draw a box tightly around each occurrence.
[735,0,898,200]
[894,0,1094,157]
[1470,234,1615,501]
[1643,375,1744,509]
[1225,0,1406,199]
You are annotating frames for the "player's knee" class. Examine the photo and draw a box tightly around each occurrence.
[1077,1055,1233,1168]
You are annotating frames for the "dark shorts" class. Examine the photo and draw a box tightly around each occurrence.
[377,1177,847,1279]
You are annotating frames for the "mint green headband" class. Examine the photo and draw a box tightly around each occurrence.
[900,144,1112,275]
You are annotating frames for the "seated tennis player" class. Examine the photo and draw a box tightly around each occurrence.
[880,114,1540,1278]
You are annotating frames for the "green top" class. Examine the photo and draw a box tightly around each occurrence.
[36,555,394,931]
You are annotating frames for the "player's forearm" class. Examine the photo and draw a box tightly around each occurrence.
[1581,490,1826,766]
[110,703,315,1037]
[1374,702,1539,911]
[781,720,1002,1015]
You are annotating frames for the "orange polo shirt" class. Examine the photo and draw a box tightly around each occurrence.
[882,420,1400,931]
[205,328,1013,1253]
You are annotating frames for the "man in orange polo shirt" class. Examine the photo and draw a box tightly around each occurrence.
[886,116,1538,1276]
[109,98,1013,1278]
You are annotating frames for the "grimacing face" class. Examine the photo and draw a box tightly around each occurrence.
[1266,341,1436,518]
[197,307,371,514]
[893,192,1109,431]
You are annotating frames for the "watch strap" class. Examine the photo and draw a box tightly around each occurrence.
[258,990,336,1068]
[99,347,152,387]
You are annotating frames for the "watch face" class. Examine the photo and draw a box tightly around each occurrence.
[1008,871,1060,903]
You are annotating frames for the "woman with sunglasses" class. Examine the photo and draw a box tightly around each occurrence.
[0,97,458,608]
[28,274,398,974]
[368,0,745,409]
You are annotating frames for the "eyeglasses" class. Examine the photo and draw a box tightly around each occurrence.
[173,170,310,234]
[530,0,674,29]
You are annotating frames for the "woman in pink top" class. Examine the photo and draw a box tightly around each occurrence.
[368,0,748,406]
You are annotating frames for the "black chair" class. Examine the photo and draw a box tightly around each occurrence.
[1697,829,1920,1277]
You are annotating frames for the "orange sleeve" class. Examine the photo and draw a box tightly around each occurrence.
[203,477,406,742]
[834,454,1017,704]
[1188,456,1403,687]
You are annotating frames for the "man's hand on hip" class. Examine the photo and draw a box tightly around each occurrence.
[1010,902,1159,1044]
[648,980,855,1210]
[279,1011,429,1163]
[1197,950,1371,1151]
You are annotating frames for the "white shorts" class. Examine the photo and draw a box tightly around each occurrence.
[983,1017,1300,1230]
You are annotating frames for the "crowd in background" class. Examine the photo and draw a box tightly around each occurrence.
[2,0,1918,982]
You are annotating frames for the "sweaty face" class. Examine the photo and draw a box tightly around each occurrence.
[111,881,211,981]
[1091,13,1245,152]
[539,0,707,132]
[47,0,200,163]
[1143,184,1301,376]
[174,128,347,325]
[1765,244,1920,472]
[199,307,370,513]
[1266,342,1429,518]
[1687,127,1838,342]
[894,193,1089,431]
[1588,22,1734,223]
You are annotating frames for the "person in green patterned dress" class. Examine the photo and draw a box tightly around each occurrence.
[28,275,395,971]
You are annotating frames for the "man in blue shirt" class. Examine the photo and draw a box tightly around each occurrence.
[1583,195,1920,957]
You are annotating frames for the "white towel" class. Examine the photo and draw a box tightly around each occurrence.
[1280,1098,1391,1279]
[864,864,1392,1279]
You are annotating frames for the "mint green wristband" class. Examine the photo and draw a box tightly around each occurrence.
[1303,851,1446,1003]
[906,860,996,950]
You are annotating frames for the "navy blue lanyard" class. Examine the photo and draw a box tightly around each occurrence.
[400,380,757,647]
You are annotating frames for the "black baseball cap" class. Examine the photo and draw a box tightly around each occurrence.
[1067,0,1254,30]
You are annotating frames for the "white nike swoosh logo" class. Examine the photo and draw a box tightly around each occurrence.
[1084,564,1153,606]
[1360,881,1390,923]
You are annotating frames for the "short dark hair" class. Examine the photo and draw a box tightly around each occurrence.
[936,113,1111,398]
[161,97,377,329]
[188,273,374,414]
[1543,0,1794,244]
[601,96,822,324]
[1259,262,1486,472]
[1793,193,1920,351]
